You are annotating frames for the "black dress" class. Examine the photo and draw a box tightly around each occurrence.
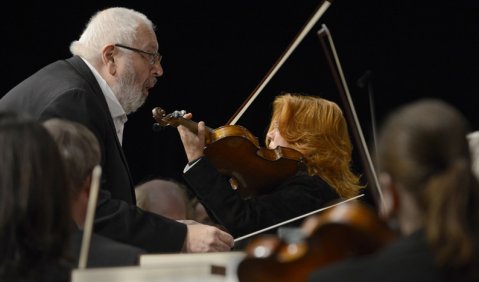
[183,157,340,238]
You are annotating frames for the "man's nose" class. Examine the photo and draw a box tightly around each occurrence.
[152,63,163,77]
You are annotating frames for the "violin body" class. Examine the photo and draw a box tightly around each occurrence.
[236,200,397,282]
[152,107,304,198]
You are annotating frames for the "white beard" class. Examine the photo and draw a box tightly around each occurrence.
[112,61,147,115]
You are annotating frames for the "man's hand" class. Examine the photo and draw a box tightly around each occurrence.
[177,113,206,163]
[183,222,234,252]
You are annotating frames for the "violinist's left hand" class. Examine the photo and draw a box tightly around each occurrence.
[177,112,206,162]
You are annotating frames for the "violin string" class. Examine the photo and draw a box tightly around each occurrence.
[233,194,364,242]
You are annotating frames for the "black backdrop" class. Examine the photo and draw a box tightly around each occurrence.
[2,1,478,202]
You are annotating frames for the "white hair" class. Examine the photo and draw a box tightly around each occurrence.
[69,7,155,64]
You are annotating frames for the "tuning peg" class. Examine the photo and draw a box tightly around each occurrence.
[171,110,187,118]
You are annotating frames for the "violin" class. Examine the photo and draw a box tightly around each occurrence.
[152,107,304,199]
[236,200,397,282]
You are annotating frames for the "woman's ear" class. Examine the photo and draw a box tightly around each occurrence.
[378,172,399,221]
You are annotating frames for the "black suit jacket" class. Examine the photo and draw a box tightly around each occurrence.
[183,157,340,238]
[0,56,186,252]
[68,229,145,267]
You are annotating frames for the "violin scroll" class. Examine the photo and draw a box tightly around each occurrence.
[152,107,190,129]
[152,107,212,143]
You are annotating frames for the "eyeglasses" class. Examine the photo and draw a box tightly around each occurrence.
[115,43,162,65]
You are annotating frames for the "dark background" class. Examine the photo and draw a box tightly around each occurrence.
[2,1,478,204]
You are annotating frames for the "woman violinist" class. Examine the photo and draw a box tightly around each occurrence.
[309,99,479,282]
[177,92,363,239]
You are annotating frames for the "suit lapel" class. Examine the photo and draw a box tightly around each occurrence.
[66,56,135,192]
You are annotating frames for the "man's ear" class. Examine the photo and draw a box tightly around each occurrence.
[378,172,399,220]
[102,44,117,75]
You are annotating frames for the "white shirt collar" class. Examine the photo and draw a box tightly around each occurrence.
[80,57,128,144]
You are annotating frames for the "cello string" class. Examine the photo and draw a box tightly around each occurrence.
[234,194,364,242]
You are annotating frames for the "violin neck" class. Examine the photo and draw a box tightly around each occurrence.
[175,118,214,135]
[152,107,213,137]
[175,118,200,133]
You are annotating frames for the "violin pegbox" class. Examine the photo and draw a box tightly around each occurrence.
[171,110,187,119]
[152,107,187,128]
